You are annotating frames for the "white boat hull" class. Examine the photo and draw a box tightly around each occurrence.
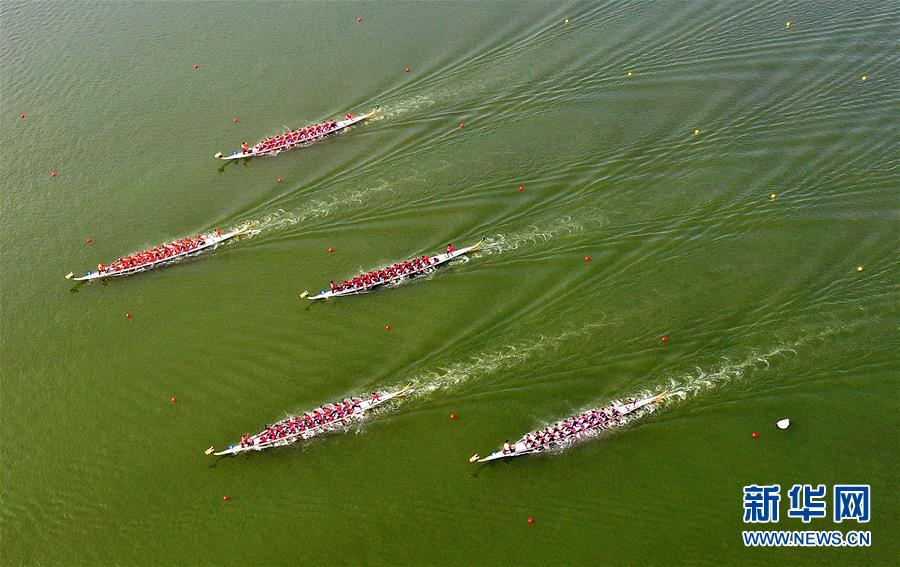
[211,385,411,457]
[217,110,376,161]
[69,226,248,282]
[476,393,666,463]
[307,242,482,300]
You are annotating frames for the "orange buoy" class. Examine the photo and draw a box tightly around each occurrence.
[51,171,57,177]
[527,517,535,525]
[194,64,199,70]
[450,413,457,420]
[170,396,177,404]
[517,185,524,191]
[277,178,283,183]
[327,247,334,253]
[85,238,93,244]
[232,117,239,123]
[125,312,133,319]
[222,495,229,502]
[584,256,591,262]
[405,67,411,73]
[752,432,759,439]
[385,325,392,331]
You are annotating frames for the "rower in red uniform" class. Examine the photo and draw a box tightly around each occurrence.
[345,113,353,120]
[241,142,251,154]
[447,243,454,254]
[371,392,380,402]
[329,280,338,292]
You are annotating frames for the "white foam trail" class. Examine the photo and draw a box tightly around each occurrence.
[481,216,584,255]
[658,327,838,403]
[229,182,393,237]
[376,95,437,120]
[408,320,609,396]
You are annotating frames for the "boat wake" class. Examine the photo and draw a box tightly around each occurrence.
[480,216,584,255]
[658,327,838,403]
[229,182,394,238]
[404,320,611,397]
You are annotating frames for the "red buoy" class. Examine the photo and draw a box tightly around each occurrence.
[357,17,363,23]
[405,67,411,73]
[85,238,93,244]
[518,185,525,191]
[277,178,283,183]
[450,413,457,420]
[661,336,668,343]
[527,517,535,525]
[232,117,239,123]
[460,122,465,128]
[194,64,199,70]
[327,247,335,253]
[222,495,229,502]
[19,113,26,119]
[125,312,133,319]
[51,171,57,177]
[584,256,591,262]
[752,432,759,439]
[170,396,177,404]
[385,325,392,331]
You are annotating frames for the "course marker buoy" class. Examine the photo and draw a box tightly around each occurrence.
[527,517,535,525]
[51,171,57,177]
[856,265,864,272]
[327,247,334,253]
[277,178,283,183]
[450,413,457,420]
[564,18,569,24]
[385,325,392,331]
[692,129,700,136]
[770,193,777,200]
[405,67,411,73]
[194,64,199,70]
[357,17,363,23]
[232,117,239,123]
[661,335,668,343]
[171,396,177,404]
[125,312,133,319]
[752,432,759,439]
[785,20,792,28]
[584,256,591,262]
[776,418,790,430]
[85,238,93,244]
[223,495,229,502]
[518,185,525,191]
[460,122,465,128]
[19,113,27,118]
[627,71,633,78]
[861,74,868,81]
